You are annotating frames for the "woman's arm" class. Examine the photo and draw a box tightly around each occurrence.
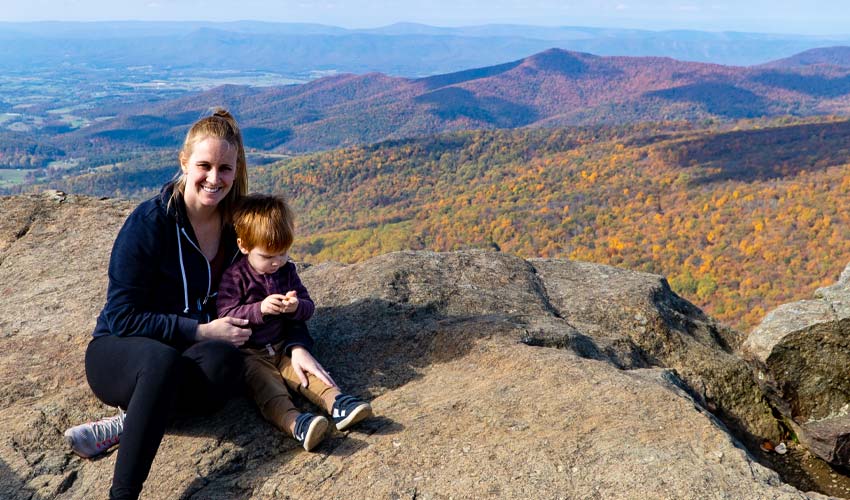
[101,206,199,345]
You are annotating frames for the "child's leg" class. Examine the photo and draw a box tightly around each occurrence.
[277,353,372,431]
[243,351,300,435]
[277,354,340,413]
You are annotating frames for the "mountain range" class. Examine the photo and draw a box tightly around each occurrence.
[3,21,850,76]
[68,47,850,153]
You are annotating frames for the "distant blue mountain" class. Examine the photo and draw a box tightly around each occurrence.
[1,21,850,75]
[0,21,349,38]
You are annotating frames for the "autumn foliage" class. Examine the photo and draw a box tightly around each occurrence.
[250,118,850,332]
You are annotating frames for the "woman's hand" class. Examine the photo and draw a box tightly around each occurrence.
[290,346,337,388]
[196,316,251,346]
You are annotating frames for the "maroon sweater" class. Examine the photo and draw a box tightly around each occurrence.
[216,256,315,350]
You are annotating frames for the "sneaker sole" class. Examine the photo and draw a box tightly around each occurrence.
[302,416,329,452]
[335,403,373,431]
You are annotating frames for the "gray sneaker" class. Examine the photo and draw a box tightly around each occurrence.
[64,408,125,458]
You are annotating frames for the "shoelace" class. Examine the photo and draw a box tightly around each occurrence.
[90,409,126,443]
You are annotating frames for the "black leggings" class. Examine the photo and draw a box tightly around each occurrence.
[85,335,245,500]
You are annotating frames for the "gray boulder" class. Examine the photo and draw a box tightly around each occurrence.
[743,262,850,467]
[0,193,831,499]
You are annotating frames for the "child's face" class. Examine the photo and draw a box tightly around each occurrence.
[238,241,288,275]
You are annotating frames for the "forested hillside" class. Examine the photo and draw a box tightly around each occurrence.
[16,113,850,331]
[244,118,850,331]
[59,48,850,155]
[6,46,850,182]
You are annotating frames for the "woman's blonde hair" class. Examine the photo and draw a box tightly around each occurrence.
[171,108,248,220]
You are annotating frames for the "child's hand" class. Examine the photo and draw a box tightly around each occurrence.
[261,294,288,315]
[290,346,337,388]
[280,290,299,313]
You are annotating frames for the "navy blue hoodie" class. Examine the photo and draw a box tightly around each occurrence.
[92,183,240,348]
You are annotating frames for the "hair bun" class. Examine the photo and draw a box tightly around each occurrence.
[212,107,233,119]
[210,108,241,136]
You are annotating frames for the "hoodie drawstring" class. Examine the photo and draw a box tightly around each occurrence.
[176,223,190,314]
[180,227,212,302]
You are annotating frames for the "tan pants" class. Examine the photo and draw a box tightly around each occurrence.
[242,340,336,435]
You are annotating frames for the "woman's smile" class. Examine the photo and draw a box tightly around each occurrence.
[181,137,237,212]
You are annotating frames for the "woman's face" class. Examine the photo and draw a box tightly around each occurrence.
[180,136,238,213]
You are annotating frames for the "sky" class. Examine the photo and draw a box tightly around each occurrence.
[3,0,849,36]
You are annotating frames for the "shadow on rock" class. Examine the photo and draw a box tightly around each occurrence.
[0,456,38,500]
[161,295,446,500]
[307,298,497,399]
[166,394,403,499]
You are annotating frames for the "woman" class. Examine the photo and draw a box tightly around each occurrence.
[64,109,330,500]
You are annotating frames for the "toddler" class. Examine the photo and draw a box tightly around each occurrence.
[217,194,372,451]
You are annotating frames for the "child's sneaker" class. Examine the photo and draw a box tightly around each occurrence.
[331,394,373,431]
[63,408,125,458]
[293,412,328,451]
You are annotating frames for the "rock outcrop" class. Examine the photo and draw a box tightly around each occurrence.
[0,193,833,499]
[744,262,850,467]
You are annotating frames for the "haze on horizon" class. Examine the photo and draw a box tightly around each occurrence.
[2,0,849,37]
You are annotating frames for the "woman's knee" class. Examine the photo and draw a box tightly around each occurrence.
[181,341,245,404]
[140,344,182,380]
[88,335,181,371]
[185,341,244,380]
[85,336,182,406]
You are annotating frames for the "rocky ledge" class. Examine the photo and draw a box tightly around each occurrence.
[744,262,850,469]
[0,192,837,499]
